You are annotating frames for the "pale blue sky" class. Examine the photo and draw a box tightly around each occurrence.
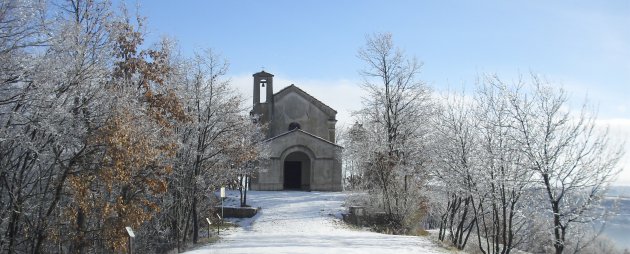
[125,1,629,119]
[118,0,630,184]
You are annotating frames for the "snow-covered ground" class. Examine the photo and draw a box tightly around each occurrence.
[184,190,448,254]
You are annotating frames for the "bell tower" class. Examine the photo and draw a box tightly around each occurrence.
[252,70,274,137]
[253,70,274,106]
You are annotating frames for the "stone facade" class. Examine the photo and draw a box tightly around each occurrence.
[249,71,342,191]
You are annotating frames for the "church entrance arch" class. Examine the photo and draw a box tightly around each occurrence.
[283,151,311,190]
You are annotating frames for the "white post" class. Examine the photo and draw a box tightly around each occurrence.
[220,187,225,231]
[125,226,135,254]
[206,218,212,238]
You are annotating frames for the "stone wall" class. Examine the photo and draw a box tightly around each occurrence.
[215,206,259,218]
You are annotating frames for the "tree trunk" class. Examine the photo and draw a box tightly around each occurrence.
[239,174,244,207]
[552,201,564,254]
[192,196,199,244]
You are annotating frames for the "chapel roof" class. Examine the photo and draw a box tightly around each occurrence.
[273,84,337,119]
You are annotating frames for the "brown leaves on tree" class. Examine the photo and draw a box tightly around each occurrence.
[67,108,175,251]
[63,13,188,252]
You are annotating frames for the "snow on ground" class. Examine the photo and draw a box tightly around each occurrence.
[184,190,448,254]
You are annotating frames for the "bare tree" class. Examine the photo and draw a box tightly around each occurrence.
[431,73,621,254]
[431,91,479,250]
[227,116,269,207]
[472,77,532,254]
[506,74,623,254]
[164,48,266,248]
[353,32,435,228]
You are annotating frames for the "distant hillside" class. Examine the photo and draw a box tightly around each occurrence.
[606,186,630,197]
[601,186,630,250]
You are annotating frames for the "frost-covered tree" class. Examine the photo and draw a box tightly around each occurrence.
[0,0,114,252]
[0,1,267,252]
[431,91,479,250]
[351,32,435,228]
[432,72,622,253]
[341,121,370,190]
[227,116,269,208]
[431,74,623,254]
[506,74,623,254]
[67,9,188,252]
[176,49,238,246]
[157,48,268,249]
[472,77,533,254]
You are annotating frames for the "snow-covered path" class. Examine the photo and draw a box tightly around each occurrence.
[184,191,446,254]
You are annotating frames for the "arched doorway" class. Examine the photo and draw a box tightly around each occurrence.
[283,151,311,190]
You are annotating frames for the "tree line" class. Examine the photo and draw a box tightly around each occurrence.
[342,33,624,254]
[0,1,266,253]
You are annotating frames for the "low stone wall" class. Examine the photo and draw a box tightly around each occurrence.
[342,206,389,227]
[215,206,259,218]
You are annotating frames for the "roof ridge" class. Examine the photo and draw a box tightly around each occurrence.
[265,129,343,148]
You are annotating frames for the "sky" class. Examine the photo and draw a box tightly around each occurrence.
[117,0,630,185]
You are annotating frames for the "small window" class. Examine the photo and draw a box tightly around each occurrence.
[288,122,301,131]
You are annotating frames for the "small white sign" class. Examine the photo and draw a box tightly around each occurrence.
[216,214,221,220]
[220,187,225,198]
[125,226,135,238]
[206,218,212,225]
